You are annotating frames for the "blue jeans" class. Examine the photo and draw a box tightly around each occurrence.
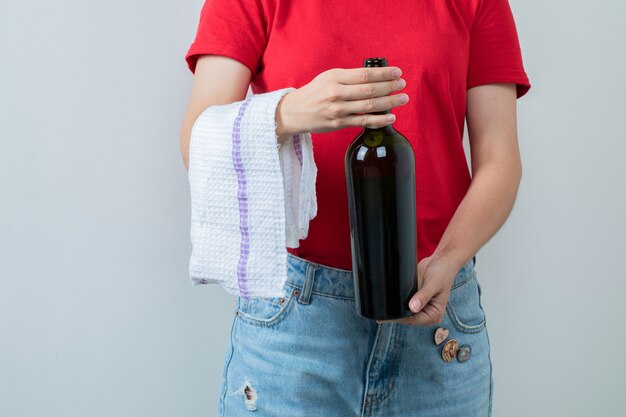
[219,253,492,416]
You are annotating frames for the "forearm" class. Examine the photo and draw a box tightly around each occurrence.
[430,160,522,270]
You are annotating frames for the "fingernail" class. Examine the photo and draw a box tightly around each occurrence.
[409,299,421,313]
[386,114,396,122]
[397,78,406,89]
[398,94,409,104]
[391,68,401,78]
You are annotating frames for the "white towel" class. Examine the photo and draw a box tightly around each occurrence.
[188,88,317,299]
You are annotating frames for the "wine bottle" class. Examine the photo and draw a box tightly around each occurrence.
[344,57,418,320]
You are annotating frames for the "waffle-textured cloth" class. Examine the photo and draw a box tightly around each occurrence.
[188,88,317,299]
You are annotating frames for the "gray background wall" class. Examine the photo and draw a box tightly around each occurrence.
[1,0,624,416]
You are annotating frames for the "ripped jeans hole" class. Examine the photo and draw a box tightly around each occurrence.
[233,379,258,411]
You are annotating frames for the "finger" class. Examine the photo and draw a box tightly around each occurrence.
[340,78,407,101]
[377,298,446,326]
[340,93,409,116]
[332,67,402,85]
[375,282,439,325]
[340,112,396,129]
[408,281,437,314]
[405,301,446,326]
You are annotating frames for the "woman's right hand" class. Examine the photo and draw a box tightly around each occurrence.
[275,66,409,141]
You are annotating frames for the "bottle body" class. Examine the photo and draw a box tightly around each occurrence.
[345,124,418,320]
[344,57,417,320]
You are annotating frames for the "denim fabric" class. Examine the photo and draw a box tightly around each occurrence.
[218,253,492,417]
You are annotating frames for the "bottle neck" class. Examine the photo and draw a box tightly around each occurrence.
[363,58,392,131]
[365,109,394,132]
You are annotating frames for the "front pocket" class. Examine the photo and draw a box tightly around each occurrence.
[445,271,486,334]
[236,287,298,327]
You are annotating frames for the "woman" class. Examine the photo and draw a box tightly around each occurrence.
[181,0,530,416]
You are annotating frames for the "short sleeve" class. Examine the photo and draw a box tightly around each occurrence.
[467,0,531,98]
[184,0,268,78]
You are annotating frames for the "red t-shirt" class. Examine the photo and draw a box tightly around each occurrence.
[185,0,531,270]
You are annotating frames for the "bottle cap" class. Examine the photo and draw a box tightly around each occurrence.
[363,57,388,67]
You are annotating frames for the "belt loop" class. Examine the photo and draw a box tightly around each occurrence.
[298,262,317,304]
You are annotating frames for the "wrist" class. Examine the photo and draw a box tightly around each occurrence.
[430,243,471,272]
[275,92,296,144]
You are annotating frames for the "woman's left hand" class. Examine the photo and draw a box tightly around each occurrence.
[376,254,460,326]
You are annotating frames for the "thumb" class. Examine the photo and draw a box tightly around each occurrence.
[408,283,435,313]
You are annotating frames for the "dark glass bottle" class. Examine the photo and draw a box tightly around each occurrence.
[344,57,417,320]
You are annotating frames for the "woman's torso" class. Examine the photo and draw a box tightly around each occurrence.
[253,0,479,270]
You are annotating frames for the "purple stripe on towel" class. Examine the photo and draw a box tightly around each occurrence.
[293,133,303,166]
[232,98,252,299]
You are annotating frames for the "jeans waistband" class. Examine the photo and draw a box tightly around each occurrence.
[285,253,477,302]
